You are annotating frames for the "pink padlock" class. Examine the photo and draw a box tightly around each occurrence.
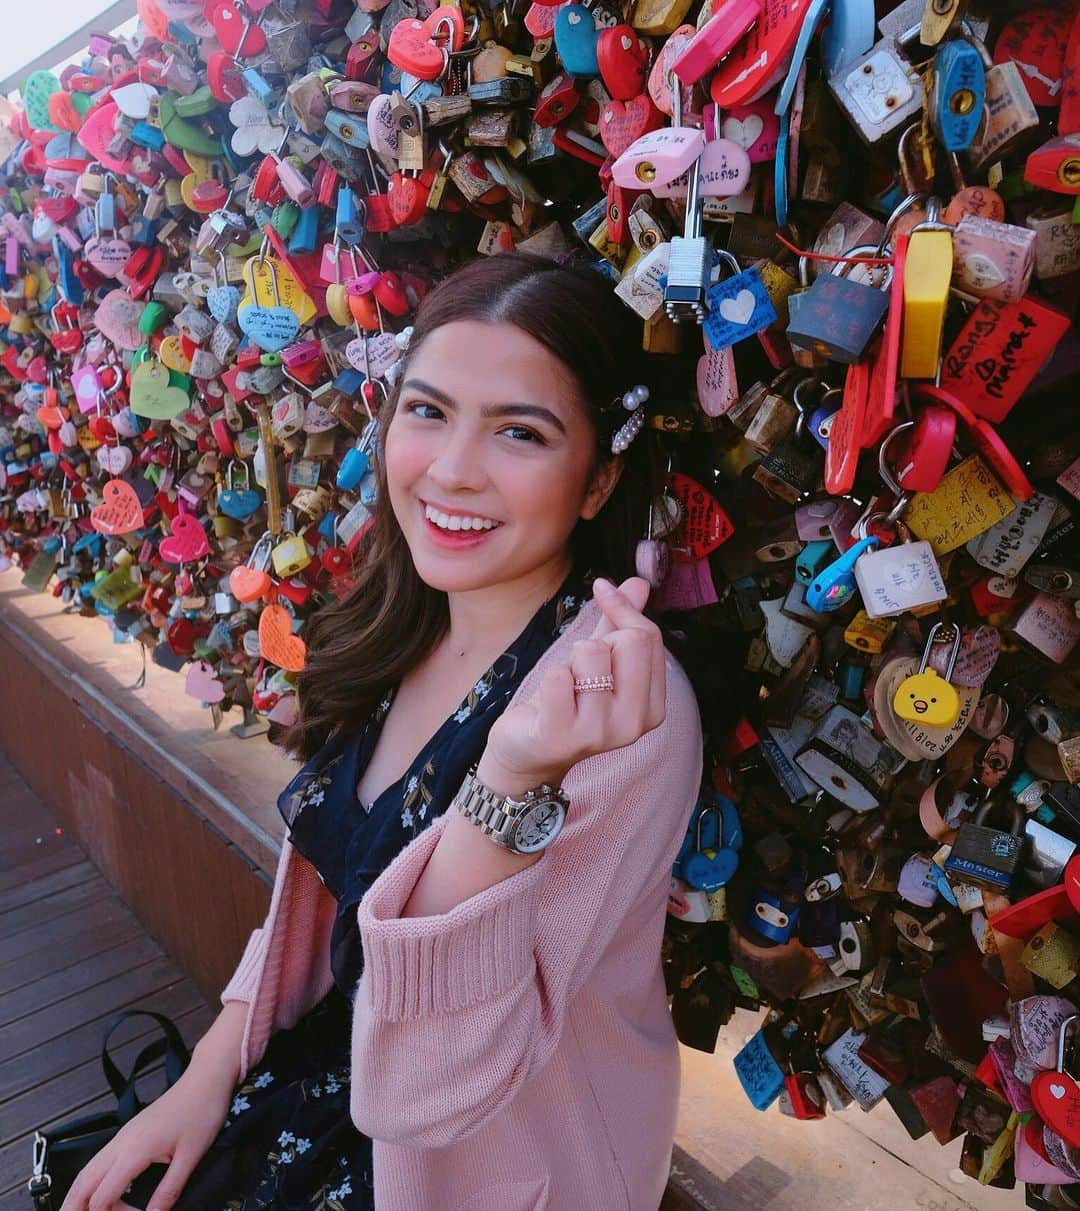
[345,270,382,296]
[652,137,750,198]
[275,158,315,208]
[671,0,761,86]
[5,237,20,277]
[54,225,83,253]
[610,127,705,192]
[716,98,780,163]
[319,241,360,285]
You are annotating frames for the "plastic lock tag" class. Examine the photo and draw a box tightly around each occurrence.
[805,535,879,613]
[852,539,948,618]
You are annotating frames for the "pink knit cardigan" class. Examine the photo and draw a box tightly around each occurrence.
[220,599,704,1210]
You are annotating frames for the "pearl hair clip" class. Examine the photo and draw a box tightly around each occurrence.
[610,384,649,454]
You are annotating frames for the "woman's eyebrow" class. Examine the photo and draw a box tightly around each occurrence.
[401,378,568,435]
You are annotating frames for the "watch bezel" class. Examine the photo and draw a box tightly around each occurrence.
[505,789,568,854]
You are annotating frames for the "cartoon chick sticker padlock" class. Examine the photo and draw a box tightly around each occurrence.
[893,622,963,730]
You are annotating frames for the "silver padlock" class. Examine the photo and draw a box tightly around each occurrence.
[827,30,923,146]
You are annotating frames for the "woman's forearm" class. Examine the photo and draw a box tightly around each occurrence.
[399,753,550,919]
[187,999,249,1090]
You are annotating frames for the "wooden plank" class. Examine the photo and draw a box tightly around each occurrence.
[0,979,209,1105]
[0,859,97,914]
[1,957,184,1061]
[0,844,86,896]
[0,894,137,968]
[0,911,142,997]
[0,874,110,939]
[0,933,166,1028]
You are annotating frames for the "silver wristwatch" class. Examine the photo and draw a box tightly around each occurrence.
[452,767,569,855]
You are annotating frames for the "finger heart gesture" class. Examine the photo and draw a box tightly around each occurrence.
[484,576,667,786]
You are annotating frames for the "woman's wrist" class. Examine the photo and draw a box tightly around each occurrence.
[474,751,569,800]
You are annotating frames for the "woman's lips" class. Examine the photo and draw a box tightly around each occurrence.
[419,501,504,549]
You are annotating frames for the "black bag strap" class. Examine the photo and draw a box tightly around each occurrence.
[99,1009,191,1120]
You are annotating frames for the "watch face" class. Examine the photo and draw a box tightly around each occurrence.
[511,796,566,854]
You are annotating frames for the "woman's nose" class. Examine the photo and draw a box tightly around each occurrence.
[426,431,487,490]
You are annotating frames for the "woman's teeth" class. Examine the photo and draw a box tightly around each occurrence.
[424,504,500,532]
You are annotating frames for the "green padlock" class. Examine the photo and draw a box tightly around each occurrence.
[138,301,170,336]
[157,92,223,157]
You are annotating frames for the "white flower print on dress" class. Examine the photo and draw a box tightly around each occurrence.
[453,704,472,723]
[252,1071,274,1088]
[328,1177,353,1200]
[295,1138,311,1154]
[230,1095,250,1115]
[325,1075,341,1093]
[401,806,414,829]
[278,1131,296,1148]
[404,774,419,796]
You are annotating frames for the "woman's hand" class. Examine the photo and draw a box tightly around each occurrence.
[481,576,667,791]
[59,1064,233,1211]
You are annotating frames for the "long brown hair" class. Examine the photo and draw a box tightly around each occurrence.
[279,252,663,760]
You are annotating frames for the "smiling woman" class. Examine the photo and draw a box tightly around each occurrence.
[281,251,664,761]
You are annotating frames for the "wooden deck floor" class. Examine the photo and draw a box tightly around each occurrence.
[0,754,216,1210]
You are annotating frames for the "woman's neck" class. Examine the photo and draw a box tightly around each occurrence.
[441,550,574,661]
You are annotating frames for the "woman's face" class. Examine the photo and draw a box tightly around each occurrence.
[383,320,619,594]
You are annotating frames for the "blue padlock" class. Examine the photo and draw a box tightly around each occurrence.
[95,192,116,233]
[748,884,801,945]
[358,469,379,508]
[336,188,364,246]
[289,205,320,255]
[129,121,165,151]
[931,40,986,153]
[241,67,275,106]
[683,805,740,892]
[819,0,875,76]
[325,109,371,149]
[218,461,263,520]
[795,539,834,585]
[129,215,159,247]
[805,536,878,612]
[808,399,841,450]
[337,445,370,491]
[554,5,600,78]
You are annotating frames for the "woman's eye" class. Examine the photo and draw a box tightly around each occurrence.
[404,402,444,421]
[500,425,545,445]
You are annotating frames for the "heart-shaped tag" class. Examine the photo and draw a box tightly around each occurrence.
[387,172,429,227]
[23,70,62,133]
[90,479,143,535]
[258,602,307,671]
[130,360,190,420]
[1032,1071,1080,1149]
[78,100,129,174]
[238,302,300,352]
[207,284,240,324]
[98,445,133,475]
[218,488,262,520]
[230,564,271,602]
[112,82,159,120]
[85,235,132,278]
[185,659,226,703]
[600,94,663,159]
[211,0,267,55]
[94,289,146,351]
[159,334,192,373]
[554,4,600,78]
[596,25,648,101]
[159,513,211,564]
[387,7,465,80]
[365,93,401,159]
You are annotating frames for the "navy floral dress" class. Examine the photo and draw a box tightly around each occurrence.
[129,567,588,1211]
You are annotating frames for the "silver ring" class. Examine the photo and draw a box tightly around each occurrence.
[573,675,615,694]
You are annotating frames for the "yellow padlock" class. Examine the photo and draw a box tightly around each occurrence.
[843,610,895,654]
[900,199,953,379]
[325,282,352,327]
[893,622,962,729]
[159,334,192,373]
[271,532,312,578]
[7,311,33,335]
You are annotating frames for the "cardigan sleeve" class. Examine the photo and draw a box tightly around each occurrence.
[219,926,268,1006]
[348,655,702,1148]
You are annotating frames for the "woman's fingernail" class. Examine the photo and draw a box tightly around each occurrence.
[593,578,614,595]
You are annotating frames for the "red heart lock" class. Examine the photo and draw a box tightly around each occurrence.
[387,171,431,228]
[206,50,247,103]
[373,270,410,317]
[89,416,117,442]
[665,471,734,561]
[1032,1071,1080,1150]
[525,2,559,36]
[321,546,352,578]
[534,72,580,128]
[90,479,143,536]
[606,180,643,245]
[890,405,956,494]
[387,7,465,81]
[230,564,271,603]
[596,26,649,102]
[210,1,267,57]
[159,512,211,564]
[50,327,84,354]
[599,94,664,159]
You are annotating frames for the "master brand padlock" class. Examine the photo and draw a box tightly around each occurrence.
[943,793,1025,893]
[893,622,962,729]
